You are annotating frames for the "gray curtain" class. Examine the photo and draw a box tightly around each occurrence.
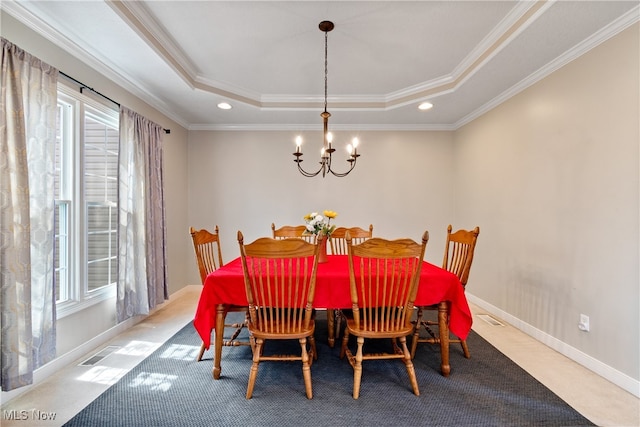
[117,106,168,322]
[0,37,58,391]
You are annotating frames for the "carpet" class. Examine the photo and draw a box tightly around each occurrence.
[64,312,595,427]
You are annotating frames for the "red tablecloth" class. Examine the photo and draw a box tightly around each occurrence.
[193,255,472,348]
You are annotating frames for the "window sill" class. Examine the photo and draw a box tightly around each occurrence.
[56,285,117,319]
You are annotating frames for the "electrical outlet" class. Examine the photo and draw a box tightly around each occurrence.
[578,314,590,332]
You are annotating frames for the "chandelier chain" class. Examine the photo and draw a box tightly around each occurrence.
[324,30,328,113]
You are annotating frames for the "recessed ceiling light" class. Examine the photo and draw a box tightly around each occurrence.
[418,102,433,111]
[217,102,232,110]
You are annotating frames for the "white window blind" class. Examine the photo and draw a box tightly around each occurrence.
[54,85,118,316]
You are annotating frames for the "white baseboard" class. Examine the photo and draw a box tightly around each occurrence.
[1,285,196,404]
[466,293,640,398]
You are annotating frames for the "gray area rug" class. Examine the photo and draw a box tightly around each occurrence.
[64,312,595,426]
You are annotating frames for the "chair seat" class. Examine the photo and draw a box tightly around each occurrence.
[226,304,248,311]
[344,317,414,339]
[249,321,315,340]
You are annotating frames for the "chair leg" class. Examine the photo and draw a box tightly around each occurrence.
[248,335,255,354]
[327,308,335,347]
[340,328,350,359]
[410,307,424,359]
[299,338,313,399]
[399,336,420,396]
[309,334,318,361]
[352,336,365,399]
[334,309,343,344]
[461,339,470,358]
[246,338,263,399]
[196,342,207,361]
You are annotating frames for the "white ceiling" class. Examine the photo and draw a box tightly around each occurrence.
[3,1,639,131]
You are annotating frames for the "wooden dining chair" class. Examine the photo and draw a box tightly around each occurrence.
[328,225,373,255]
[340,230,429,399]
[271,222,316,243]
[190,226,249,361]
[410,225,480,360]
[238,231,320,399]
[329,225,374,345]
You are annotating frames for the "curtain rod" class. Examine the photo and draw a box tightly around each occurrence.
[59,71,171,134]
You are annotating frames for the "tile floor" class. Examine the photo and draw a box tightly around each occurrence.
[1,285,638,427]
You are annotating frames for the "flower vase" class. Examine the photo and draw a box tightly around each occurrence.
[317,235,328,263]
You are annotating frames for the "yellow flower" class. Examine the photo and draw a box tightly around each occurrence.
[323,210,337,219]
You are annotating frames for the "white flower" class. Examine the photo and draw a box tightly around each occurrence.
[303,210,338,237]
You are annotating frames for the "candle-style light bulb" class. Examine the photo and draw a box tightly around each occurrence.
[346,144,353,154]
[352,137,359,155]
[324,131,332,151]
[295,135,302,153]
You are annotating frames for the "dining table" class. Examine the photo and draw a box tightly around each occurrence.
[193,254,472,379]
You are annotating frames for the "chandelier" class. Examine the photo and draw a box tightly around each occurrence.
[293,21,360,178]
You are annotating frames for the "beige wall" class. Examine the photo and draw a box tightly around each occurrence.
[187,130,455,273]
[454,24,639,384]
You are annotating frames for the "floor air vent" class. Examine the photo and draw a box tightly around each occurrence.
[477,314,505,326]
[79,346,120,366]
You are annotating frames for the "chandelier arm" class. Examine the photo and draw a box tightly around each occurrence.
[295,155,330,177]
[296,161,324,177]
[327,156,357,177]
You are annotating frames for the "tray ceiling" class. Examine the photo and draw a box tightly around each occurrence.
[2,1,638,130]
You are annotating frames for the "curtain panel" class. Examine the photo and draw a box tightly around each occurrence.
[0,37,58,391]
[117,106,168,322]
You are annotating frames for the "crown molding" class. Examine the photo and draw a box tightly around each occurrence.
[4,0,637,132]
[455,4,640,129]
[188,123,455,132]
[1,0,191,129]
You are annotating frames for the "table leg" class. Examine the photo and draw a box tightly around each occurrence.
[327,308,335,348]
[438,301,451,377]
[213,304,225,380]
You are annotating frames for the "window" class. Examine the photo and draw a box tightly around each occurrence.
[55,85,119,317]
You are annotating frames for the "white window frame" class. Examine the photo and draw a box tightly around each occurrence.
[55,84,118,319]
